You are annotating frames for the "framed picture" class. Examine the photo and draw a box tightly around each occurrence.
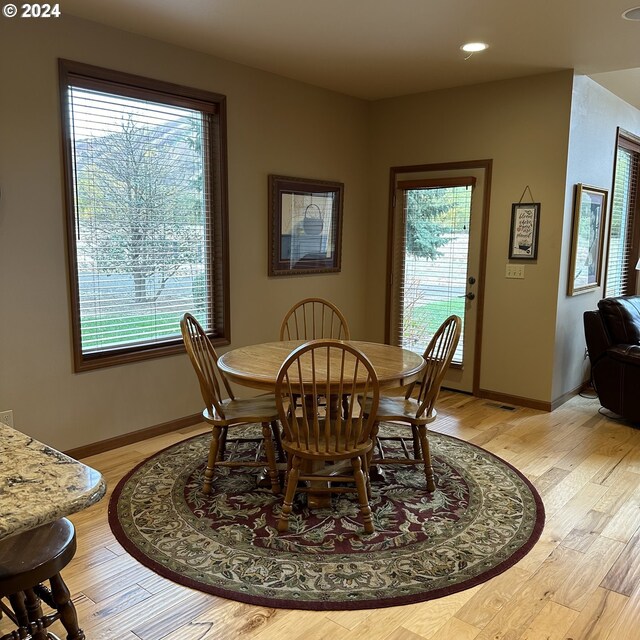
[268,175,344,276]
[509,202,540,260]
[568,183,608,295]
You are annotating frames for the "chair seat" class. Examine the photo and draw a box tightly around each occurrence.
[203,395,279,426]
[282,437,372,460]
[360,394,436,425]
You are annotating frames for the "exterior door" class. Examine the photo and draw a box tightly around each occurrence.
[386,161,491,394]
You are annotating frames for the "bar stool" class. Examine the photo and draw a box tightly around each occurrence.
[0,518,84,640]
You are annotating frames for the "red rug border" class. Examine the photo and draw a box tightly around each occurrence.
[107,429,545,611]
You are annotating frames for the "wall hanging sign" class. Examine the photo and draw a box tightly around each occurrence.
[268,175,343,276]
[509,202,540,260]
[568,183,608,295]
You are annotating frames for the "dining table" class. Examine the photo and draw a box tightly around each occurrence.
[217,339,425,392]
[218,339,425,507]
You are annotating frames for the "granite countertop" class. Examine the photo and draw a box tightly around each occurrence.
[0,422,107,540]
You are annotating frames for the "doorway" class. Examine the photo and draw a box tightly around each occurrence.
[385,160,492,394]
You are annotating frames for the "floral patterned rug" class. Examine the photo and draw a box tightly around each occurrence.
[108,425,544,610]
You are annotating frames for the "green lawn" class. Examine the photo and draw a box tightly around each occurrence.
[81,310,188,349]
[403,299,465,348]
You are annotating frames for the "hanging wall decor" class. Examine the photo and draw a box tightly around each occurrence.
[568,183,608,295]
[268,175,343,276]
[509,202,541,260]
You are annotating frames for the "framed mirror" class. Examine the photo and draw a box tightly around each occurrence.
[268,175,343,276]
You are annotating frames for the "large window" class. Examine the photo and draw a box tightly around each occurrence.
[59,60,229,371]
[604,129,640,298]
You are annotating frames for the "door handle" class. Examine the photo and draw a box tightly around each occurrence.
[458,292,475,300]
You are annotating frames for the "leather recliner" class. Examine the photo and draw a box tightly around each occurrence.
[583,295,640,424]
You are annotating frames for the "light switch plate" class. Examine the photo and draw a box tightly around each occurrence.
[506,264,525,279]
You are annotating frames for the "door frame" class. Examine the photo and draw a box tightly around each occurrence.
[385,159,493,396]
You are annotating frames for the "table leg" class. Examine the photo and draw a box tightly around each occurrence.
[306,459,332,509]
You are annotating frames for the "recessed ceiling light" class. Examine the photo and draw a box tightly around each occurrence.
[622,6,640,20]
[461,42,489,53]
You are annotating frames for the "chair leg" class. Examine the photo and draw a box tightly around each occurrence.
[367,422,380,482]
[217,426,228,461]
[342,394,350,419]
[278,456,301,533]
[282,450,293,491]
[363,454,371,499]
[202,427,222,495]
[352,456,374,534]
[416,425,436,492]
[411,425,421,459]
[270,421,286,462]
[7,590,47,640]
[24,589,46,640]
[8,592,29,629]
[50,573,85,640]
[261,422,281,494]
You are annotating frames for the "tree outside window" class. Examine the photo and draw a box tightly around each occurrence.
[60,61,229,371]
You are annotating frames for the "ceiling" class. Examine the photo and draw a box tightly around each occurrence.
[63,0,640,105]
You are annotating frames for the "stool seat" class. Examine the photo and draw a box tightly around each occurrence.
[0,518,84,640]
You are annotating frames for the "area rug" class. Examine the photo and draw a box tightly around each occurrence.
[108,425,544,610]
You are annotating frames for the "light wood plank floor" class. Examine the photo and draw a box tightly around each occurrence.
[3,391,640,640]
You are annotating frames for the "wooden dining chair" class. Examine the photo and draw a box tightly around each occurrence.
[181,313,283,496]
[279,298,350,341]
[275,340,380,534]
[360,315,461,492]
[0,518,84,640]
[280,298,351,415]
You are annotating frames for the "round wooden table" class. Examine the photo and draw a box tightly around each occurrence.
[217,340,425,392]
[218,340,424,507]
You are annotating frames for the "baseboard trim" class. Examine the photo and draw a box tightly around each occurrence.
[477,389,551,412]
[65,383,592,459]
[64,412,204,460]
[477,382,590,413]
[550,380,592,411]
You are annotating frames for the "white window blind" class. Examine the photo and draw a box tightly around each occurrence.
[605,141,639,298]
[391,179,474,365]
[60,61,228,370]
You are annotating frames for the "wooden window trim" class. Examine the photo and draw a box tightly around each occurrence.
[397,177,477,190]
[59,60,230,371]
[604,127,640,298]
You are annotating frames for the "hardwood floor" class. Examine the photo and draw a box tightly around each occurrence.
[3,390,640,639]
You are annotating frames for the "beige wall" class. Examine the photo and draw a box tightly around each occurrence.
[0,16,370,449]
[367,72,574,404]
[553,76,640,401]
[2,17,638,450]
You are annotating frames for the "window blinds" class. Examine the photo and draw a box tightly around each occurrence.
[391,178,475,365]
[66,85,214,356]
[605,142,639,298]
